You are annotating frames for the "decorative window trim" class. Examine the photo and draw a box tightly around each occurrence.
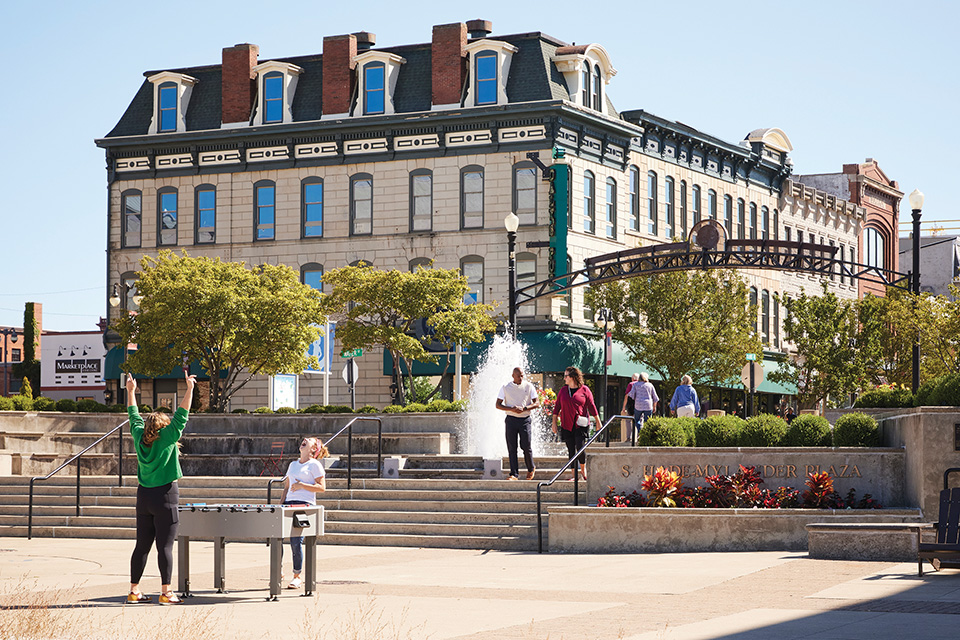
[157,186,178,246]
[352,50,406,117]
[194,184,216,245]
[409,169,433,232]
[460,165,484,229]
[254,179,276,241]
[350,173,374,236]
[464,40,518,108]
[251,61,303,126]
[301,177,324,239]
[121,188,142,249]
[147,72,197,135]
[552,44,617,114]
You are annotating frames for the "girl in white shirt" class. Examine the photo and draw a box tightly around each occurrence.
[279,437,327,589]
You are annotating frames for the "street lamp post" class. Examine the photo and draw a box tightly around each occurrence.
[0,327,19,397]
[504,212,520,338]
[594,308,615,446]
[909,189,924,394]
[108,282,143,401]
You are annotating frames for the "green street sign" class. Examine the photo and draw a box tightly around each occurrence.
[745,353,756,361]
[340,348,362,359]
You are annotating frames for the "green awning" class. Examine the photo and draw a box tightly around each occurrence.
[755,358,796,395]
[104,347,210,381]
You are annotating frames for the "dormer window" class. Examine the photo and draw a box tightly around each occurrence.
[251,61,303,126]
[352,51,405,117]
[147,72,197,134]
[553,44,617,114]
[464,39,517,108]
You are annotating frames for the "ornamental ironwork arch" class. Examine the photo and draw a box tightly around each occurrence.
[514,219,913,309]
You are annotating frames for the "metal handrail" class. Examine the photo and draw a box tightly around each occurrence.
[28,419,129,539]
[536,414,620,553]
[267,416,383,502]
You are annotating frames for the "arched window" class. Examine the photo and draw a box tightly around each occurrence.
[839,243,846,285]
[410,169,432,232]
[461,256,484,304]
[409,258,432,271]
[255,180,275,240]
[263,71,283,124]
[581,62,591,107]
[460,165,484,229]
[513,162,537,226]
[301,177,323,238]
[692,185,701,225]
[301,263,323,291]
[195,184,216,244]
[350,173,373,236]
[583,171,595,234]
[761,206,770,240]
[664,177,675,238]
[723,195,733,237]
[349,259,373,268]
[517,253,536,318]
[118,271,140,312]
[749,287,758,334]
[629,166,640,232]
[157,82,178,133]
[773,209,779,241]
[157,186,178,246]
[737,199,745,240]
[593,64,602,111]
[749,202,758,240]
[773,295,780,347]
[475,51,498,106]
[708,189,717,221]
[761,290,770,344]
[865,227,885,270]
[605,177,617,239]
[647,171,658,235]
[121,189,142,248]
[363,61,385,115]
[679,180,688,238]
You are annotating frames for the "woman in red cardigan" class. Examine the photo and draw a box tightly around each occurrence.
[550,366,599,481]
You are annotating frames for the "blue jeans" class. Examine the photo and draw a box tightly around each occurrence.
[634,409,653,440]
[282,500,309,573]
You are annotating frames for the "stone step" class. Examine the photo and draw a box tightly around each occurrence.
[319,532,536,551]
[324,520,538,538]
[0,514,135,528]
[0,525,136,539]
[324,509,541,526]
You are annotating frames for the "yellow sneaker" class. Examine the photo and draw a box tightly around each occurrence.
[126,592,150,604]
[158,592,182,605]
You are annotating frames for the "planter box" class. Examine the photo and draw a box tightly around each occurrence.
[547,506,922,553]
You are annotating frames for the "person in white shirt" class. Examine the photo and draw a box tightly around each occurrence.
[495,367,540,480]
[279,437,327,589]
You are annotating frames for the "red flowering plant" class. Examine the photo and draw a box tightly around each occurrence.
[596,486,645,508]
[640,467,684,507]
[761,487,801,509]
[802,471,836,508]
[536,387,557,414]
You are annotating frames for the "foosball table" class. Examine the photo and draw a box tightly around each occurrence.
[176,503,324,600]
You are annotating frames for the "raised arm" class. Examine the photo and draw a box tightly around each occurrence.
[126,375,138,408]
[180,373,197,412]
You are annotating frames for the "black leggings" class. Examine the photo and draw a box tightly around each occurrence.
[131,482,179,585]
[560,426,588,466]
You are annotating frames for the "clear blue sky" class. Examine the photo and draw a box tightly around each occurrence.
[1,0,956,331]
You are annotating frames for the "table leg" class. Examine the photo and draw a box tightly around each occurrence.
[177,536,192,597]
[304,535,317,595]
[268,538,281,601]
[214,536,226,593]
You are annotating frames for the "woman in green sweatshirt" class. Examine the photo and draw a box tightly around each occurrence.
[126,371,195,605]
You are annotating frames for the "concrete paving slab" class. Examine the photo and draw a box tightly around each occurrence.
[810,562,960,602]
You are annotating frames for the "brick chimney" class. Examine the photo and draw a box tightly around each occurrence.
[322,34,358,118]
[221,43,259,126]
[431,22,467,110]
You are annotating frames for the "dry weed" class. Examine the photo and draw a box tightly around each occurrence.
[300,593,430,640]
[0,575,101,640]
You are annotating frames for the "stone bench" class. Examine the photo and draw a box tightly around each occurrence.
[806,522,930,562]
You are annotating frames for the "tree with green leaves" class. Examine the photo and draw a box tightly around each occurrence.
[321,262,497,403]
[857,288,917,387]
[12,302,40,397]
[585,269,762,401]
[114,251,325,412]
[769,283,864,409]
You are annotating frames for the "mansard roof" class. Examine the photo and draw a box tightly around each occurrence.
[104,31,584,139]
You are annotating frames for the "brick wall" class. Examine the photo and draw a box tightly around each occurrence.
[221,44,259,125]
[322,35,357,116]
[431,23,467,108]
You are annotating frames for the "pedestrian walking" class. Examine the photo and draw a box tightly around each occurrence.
[496,367,539,480]
[669,375,701,418]
[552,367,599,481]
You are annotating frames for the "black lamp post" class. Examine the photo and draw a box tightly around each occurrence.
[108,282,143,399]
[0,327,19,397]
[909,188,924,394]
[504,212,520,338]
[594,308,615,446]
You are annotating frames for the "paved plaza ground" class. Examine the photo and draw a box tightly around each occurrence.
[3,538,960,639]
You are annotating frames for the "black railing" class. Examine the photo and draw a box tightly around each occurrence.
[536,414,620,553]
[28,419,128,539]
[267,416,383,503]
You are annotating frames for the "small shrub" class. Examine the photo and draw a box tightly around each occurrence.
[637,417,690,447]
[448,399,468,412]
[301,404,323,414]
[402,402,428,413]
[674,417,700,446]
[833,412,879,447]
[323,405,354,414]
[108,403,127,413]
[357,405,378,414]
[77,399,106,413]
[739,414,788,447]
[916,373,960,407]
[425,399,452,412]
[0,397,15,411]
[855,385,916,408]
[138,404,153,413]
[55,398,77,412]
[11,395,33,411]
[253,406,273,414]
[383,404,404,413]
[784,414,832,447]
[156,405,173,414]
[231,408,250,414]
[695,415,743,447]
[19,377,33,399]
[275,406,297,414]
[32,397,56,412]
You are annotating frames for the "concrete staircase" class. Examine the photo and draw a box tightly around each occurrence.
[0,470,585,551]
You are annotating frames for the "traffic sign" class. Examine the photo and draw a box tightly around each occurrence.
[341,360,359,385]
[745,353,756,361]
[340,348,362,359]
[740,362,764,390]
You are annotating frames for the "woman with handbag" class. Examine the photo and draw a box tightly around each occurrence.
[551,366,599,481]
